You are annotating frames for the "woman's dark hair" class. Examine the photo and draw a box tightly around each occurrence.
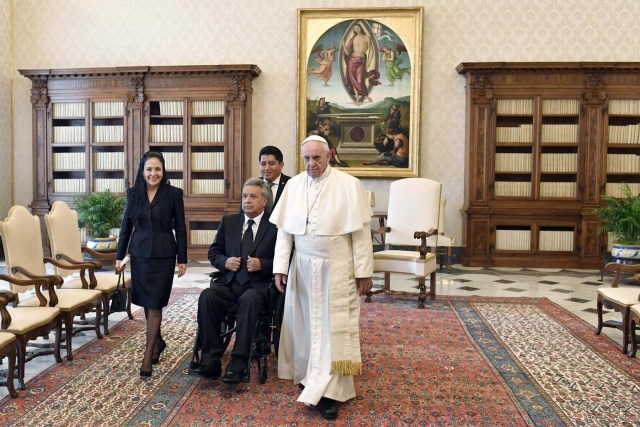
[128,151,168,223]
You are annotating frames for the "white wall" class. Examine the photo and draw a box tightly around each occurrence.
[0,0,11,221]
[8,0,640,244]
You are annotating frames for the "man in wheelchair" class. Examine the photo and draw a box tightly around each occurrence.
[193,179,278,384]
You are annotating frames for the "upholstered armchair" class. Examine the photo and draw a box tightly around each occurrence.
[0,276,61,390]
[366,178,441,308]
[45,200,132,334]
[0,205,103,361]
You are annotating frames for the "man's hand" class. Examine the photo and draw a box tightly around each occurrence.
[177,263,187,278]
[225,256,241,272]
[356,277,373,296]
[275,273,288,293]
[246,256,261,272]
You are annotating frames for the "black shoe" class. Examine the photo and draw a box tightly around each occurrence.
[317,397,338,420]
[221,369,246,384]
[139,368,152,378]
[194,359,222,379]
[152,339,167,365]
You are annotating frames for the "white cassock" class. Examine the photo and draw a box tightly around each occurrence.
[270,166,373,405]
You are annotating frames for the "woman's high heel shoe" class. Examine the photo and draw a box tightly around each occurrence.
[140,368,152,377]
[152,339,167,365]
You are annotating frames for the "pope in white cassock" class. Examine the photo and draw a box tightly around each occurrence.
[270,135,374,421]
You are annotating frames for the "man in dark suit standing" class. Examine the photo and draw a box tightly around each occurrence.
[259,146,290,209]
[195,178,278,383]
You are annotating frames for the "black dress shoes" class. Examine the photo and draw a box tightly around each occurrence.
[194,359,221,379]
[317,397,339,420]
[221,369,246,384]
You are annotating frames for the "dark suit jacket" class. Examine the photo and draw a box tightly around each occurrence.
[272,173,290,207]
[116,184,188,263]
[208,211,277,290]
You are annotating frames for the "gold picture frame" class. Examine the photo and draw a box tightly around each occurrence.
[297,7,423,177]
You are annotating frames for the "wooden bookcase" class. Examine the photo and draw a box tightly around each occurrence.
[457,62,640,269]
[20,65,261,260]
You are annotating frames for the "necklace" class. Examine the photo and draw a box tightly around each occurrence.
[306,179,326,221]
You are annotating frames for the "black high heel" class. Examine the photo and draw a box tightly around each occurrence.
[152,339,167,365]
[140,368,152,377]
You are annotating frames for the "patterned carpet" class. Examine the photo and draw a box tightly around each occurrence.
[1,289,639,427]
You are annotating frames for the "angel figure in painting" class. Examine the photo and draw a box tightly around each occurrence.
[308,46,337,86]
[380,45,411,85]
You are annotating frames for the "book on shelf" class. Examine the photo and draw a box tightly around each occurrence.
[495,229,531,251]
[191,124,225,143]
[541,99,579,115]
[53,126,85,144]
[150,124,184,143]
[93,125,124,143]
[53,102,85,118]
[541,124,578,143]
[93,152,125,170]
[53,178,86,193]
[539,230,574,252]
[158,101,184,116]
[191,152,225,170]
[190,229,218,245]
[605,183,640,198]
[191,179,225,194]
[496,99,533,115]
[53,152,85,170]
[495,124,533,143]
[495,153,532,173]
[606,153,640,173]
[93,101,124,117]
[162,152,184,170]
[191,100,224,116]
[93,178,126,193]
[494,181,532,197]
[540,153,578,173]
[539,182,577,198]
[609,99,640,116]
[608,124,640,144]
[169,178,184,190]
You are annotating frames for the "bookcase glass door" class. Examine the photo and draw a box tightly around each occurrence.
[606,99,640,197]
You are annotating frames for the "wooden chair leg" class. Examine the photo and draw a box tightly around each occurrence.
[63,315,74,361]
[94,301,103,340]
[418,276,426,309]
[447,247,452,273]
[430,271,436,300]
[103,294,111,335]
[54,317,63,363]
[5,346,18,398]
[14,336,27,390]
[622,308,630,354]
[630,319,638,358]
[595,298,604,335]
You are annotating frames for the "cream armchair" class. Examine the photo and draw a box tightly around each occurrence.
[0,205,103,361]
[366,178,441,308]
[45,201,132,334]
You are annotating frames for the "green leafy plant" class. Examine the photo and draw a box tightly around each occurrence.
[593,183,640,245]
[74,191,126,238]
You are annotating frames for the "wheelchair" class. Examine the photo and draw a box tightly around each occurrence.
[189,274,285,384]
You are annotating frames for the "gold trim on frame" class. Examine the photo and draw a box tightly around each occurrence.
[297,7,423,178]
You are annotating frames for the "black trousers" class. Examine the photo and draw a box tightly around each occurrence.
[197,281,267,371]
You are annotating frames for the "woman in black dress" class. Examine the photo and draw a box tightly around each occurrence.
[116,151,187,377]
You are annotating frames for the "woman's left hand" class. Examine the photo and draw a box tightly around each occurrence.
[177,263,187,278]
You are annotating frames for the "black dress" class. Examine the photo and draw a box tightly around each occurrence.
[116,184,188,309]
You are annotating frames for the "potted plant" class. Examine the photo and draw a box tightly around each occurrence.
[593,183,640,261]
[74,190,126,252]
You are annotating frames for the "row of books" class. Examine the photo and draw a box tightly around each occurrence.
[93,179,126,193]
[150,124,183,143]
[53,152,85,170]
[606,183,640,197]
[496,124,533,143]
[608,124,640,144]
[191,152,225,171]
[540,153,578,173]
[192,124,225,143]
[496,99,533,115]
[162,152,183,170]
[158,101,184,116]
[192,100,224,116]
[495,153,532,172]
[168,178,183,190]
[494,181,577,198]
[53,102,85,118]
[539,231,574,252]
[542,99,580,115]
[94,152,125,170]
[94,125,124,143]
[541,124,578,143]
[495,229,531,250]
[540,182,577,198]
[192,179,225,194]
[93,101,125,117]
[190,229,217,245]
[606,154,640,173]
[609,99,640,116]
[54,126,85,144]
[53,178,86,193]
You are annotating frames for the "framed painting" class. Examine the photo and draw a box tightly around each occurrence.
[297,7,424,177]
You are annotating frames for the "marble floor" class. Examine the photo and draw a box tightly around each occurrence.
[0,260,636,399]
